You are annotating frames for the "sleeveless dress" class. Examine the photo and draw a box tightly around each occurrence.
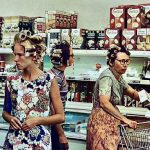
[86,68,129,150]
[3,71,54,150]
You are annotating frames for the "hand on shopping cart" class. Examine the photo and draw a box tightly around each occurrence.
[123,118,137,129]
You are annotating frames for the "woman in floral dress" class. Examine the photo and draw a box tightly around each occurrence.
[2,31,65,150]
[86,46,140,150]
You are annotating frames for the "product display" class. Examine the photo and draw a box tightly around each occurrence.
[0,2,150,149]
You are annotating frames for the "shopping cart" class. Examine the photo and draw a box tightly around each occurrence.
[119,121,150,150]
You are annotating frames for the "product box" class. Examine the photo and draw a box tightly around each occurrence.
[47,29,61,53]
[122,29,136,50]
[136,28,147,50]
[45,11,62,30]
[126,5,145,29]
[104,28,121,49]
[71,29,86,49]
[145,28,150,50]
[70,11,78,29]
[139,4,150,28]
[85,30,97,49]
[110,7,126,29]
[95,30,105,50]
[61,29,71,44]
[34,17,46,33]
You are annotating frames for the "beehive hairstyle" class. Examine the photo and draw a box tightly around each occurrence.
[50,40,70,67]
[12,30,46,64]
[106,46,130,66]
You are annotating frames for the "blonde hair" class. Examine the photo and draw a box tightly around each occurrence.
[13,30,46,65]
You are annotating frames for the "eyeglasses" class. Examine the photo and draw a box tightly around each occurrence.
[116,59,131,65]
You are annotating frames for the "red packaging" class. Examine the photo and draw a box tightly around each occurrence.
[104,28,121,49]
[122,29,136,50]
[126,5,145,29]
[110,7,126,29]
[139,4,150,28]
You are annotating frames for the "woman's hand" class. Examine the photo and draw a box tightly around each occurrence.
[123,118,137,129]
[9,116,22,130]
[22,117,38,131]
[59,135,69,150]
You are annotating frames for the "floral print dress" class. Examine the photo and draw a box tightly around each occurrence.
[3,71,54,150]
[86,68,129,150]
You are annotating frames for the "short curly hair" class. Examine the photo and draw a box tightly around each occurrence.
[50,40,70,66]
[106,46,130,66]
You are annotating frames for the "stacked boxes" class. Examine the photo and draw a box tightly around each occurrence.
[71,29,86,49]
[126,5,144,29]
[110,7,126,29]
[145,28,150,50]
[108,4,150,50]
[95,30,105,50]
[1,16,33,48]
[104,28,121,49]
[34,17,46,33]
[122,29,136,50]
[136,28,147,50]
[139,4,150,28]
[85,30,97,49]
[47,29,61,53]
[45,11,78,30]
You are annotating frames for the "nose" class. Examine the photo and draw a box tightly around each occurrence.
[14,55,19,62]
[123,63,128,67]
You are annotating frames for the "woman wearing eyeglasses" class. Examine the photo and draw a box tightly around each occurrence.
[49,40,74,150]
[2,31,65,150]
[86,46,140,150]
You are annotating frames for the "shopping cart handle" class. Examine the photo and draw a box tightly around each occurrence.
[137,121,150,125]
[120,120,150,128]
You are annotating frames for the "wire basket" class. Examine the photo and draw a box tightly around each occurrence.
[119,121,150,150]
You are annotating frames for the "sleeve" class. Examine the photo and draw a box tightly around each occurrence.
[120,77,129,91]
[3,82,12,113]
[99,76,113,97]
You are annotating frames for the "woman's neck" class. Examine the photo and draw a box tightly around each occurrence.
[23,64,43,81]
[110,67,121,80]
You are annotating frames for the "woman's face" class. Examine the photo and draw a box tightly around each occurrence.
[68,47,74,66]
[112,52,130,75]
[13,43,33,70]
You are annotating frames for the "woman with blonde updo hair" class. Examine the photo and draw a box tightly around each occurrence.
[2,31,65,150]
[86,46,140,150]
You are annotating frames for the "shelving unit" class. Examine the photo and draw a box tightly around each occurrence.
[73,49,150,58]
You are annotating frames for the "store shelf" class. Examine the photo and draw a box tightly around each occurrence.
[0,48,12,54]
[74,49,150,58]
[0,48,150,57]
[65,101,92,113]
[66,75,150,85]
[65,132,86,140]
[65,101,150,118]
[0,72,17,76]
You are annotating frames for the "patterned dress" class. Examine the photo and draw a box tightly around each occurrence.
[3,71,54,150]
[86,68,129,150]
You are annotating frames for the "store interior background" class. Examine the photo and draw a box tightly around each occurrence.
[0,0,150,94]
[0,1,150,150]
[0,0,150,30]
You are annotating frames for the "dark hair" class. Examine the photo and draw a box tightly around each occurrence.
[50,40,70,66]
[107,46,130,66]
